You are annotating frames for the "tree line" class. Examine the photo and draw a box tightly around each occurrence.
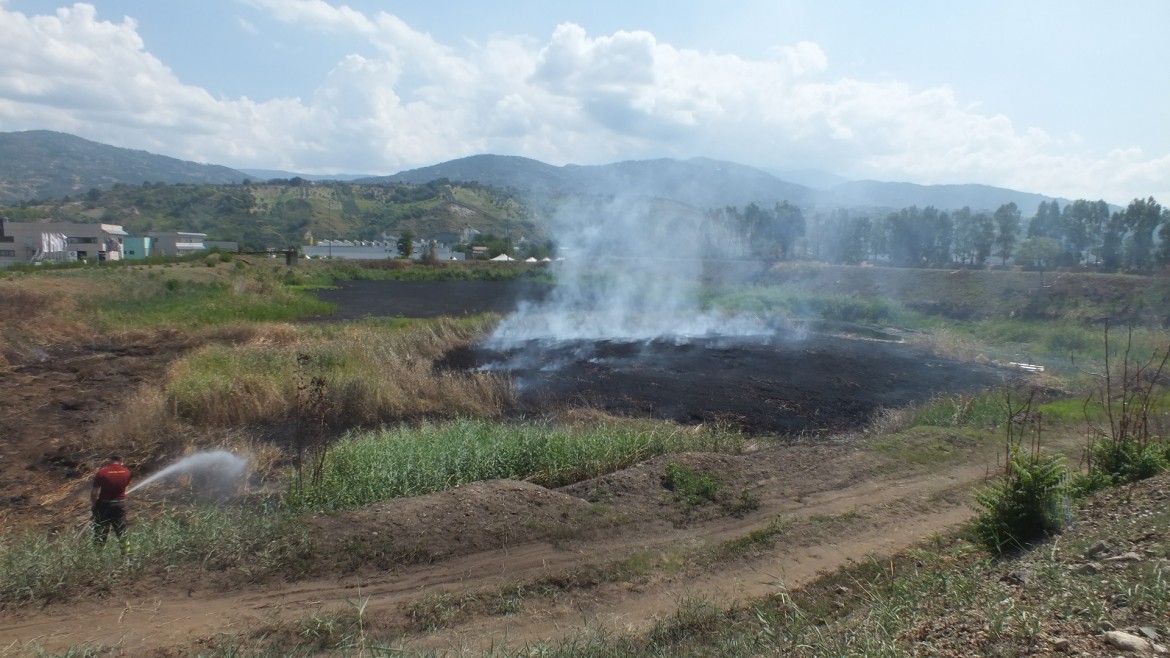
[725,197,1168,272]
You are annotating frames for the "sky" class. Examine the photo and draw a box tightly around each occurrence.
[1,0,1167,205]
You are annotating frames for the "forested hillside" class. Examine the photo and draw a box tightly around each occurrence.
[0,131,246,203]
[0,178,537,251]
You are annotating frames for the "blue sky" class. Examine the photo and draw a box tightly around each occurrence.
[1,0,1167,204]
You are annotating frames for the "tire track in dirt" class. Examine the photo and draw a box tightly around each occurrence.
[0,455,993,656]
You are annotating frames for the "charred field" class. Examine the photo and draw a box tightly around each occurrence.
[320,278,1008,436]
[439,332,1007,436]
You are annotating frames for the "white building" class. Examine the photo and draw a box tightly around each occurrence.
[0,220,126,267]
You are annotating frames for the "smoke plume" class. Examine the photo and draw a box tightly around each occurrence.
[486,196,773,348]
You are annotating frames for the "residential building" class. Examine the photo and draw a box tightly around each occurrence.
[0,220,126,267]
[148,231,207,257]
[122,236,152,259]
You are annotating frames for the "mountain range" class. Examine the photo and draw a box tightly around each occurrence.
[0,130,1065,215]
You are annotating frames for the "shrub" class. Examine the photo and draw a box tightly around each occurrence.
[971,449,1069,554]
[662,462,722,506]
[1075,324,1170,494]
[1075,438,1168,495]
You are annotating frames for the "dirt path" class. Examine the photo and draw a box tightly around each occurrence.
[0,447,994,656]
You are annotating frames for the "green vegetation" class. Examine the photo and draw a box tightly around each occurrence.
[288,420,745,512]
[662,462,722,506]
[971,449,1069,554]
[0,505,311,608]
[706,285,917,326]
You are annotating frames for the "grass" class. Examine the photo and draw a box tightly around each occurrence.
[662,462,722,506]
[0,504,312,608]
[115,316,507,436]
[704,284,922,327]
[288,418,745,512]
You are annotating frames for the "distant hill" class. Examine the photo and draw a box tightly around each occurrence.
[820,180,1063,216]
[0,130,247,203]
[366,155,815,209]
[238,169,376,183]
[0,131,1076,216]
[374,154,1064,216]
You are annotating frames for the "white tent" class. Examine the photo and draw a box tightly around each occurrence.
[489,253,514,261]
[524,256,538,263]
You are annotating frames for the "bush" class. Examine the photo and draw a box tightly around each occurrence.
[1074,438,1168,495]
[971,449,1069,555]
[662,462,721,506]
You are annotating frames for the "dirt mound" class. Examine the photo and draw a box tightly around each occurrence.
[307,480,600,572]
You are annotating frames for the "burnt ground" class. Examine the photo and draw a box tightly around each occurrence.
[441,334,1007,436]
[316,280,1009,436]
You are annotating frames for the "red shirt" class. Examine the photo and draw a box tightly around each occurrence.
[94,463,131,501]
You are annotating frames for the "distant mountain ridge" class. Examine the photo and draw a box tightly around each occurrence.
[0,130,247,203]
[369,154,1066,215]
[0,130,1071,215]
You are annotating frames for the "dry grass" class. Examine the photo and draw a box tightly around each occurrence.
[0,277,100,365]
[95,318,511,444]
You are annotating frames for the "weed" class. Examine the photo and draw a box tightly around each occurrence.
[662,462,721,506]
[406,589,461,631]
[970,388,1070,554]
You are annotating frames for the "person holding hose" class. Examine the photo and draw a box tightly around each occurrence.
[91,453,131,555]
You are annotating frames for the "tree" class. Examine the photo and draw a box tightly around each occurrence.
[1122,197,1162,271]
[1101,212,1125,270]
[954,208,996,266]
[1027,200,1062,239]
[397,230,414,259]
[879,206,951,267]
[1015,236,1062,269]
[993,202,1021,265]
[1061,199,1109,266]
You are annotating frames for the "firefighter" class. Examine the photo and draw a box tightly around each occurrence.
[91,453,131,555]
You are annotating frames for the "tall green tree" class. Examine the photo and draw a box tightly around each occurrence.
[1027,200,1062,239]
[1122,197,1162,271]
[1061,199,1109,266]
[1101,211,1125,270]
[397,229,415,259]
[993,202,1021,265]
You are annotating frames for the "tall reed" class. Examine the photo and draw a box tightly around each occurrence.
[288,418,745,512]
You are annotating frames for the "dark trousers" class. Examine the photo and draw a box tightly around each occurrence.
[92,500,127,546]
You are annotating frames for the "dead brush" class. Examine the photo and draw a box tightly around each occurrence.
[0,278,94,363]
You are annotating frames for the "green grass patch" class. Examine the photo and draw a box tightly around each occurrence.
[705,285,921,326]
[910,391,1004,428]
[868,426,995,466]
[287,419,745,512]
[0,505,312,608]
[92,278,334,329]
[662,462,722,506]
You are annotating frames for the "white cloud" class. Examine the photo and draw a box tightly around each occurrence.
[0,2,1165,203]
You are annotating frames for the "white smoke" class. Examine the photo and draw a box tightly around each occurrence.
[486,196,776,348]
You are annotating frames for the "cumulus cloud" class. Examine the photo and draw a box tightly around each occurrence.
[0,1,1165,203]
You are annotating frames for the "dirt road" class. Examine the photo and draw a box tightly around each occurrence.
[0,441,994,656]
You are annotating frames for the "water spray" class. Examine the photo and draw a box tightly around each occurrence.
[128,450,248,495]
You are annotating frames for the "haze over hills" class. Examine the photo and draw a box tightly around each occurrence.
[368,155,1067,215]
[0,130,248,204]
[0,130,1072,215]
